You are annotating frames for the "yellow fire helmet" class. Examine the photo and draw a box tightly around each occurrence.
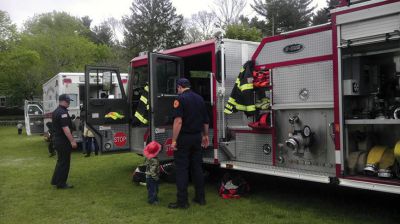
[364,146,387,175]
[395,141,400,163]
[378,148,395,178]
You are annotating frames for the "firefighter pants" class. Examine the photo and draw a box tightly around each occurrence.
[51,143,72,187]
[174,133,205,205]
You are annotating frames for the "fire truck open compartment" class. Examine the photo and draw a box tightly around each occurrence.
[341,40,400,183]
[181,52,214,129]
[131,52,213,127]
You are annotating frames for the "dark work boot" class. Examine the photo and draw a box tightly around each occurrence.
[192,198,206,205]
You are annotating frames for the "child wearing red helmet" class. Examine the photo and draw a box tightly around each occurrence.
[143,141,161,205]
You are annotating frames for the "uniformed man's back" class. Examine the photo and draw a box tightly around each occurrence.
[175,90,209,134]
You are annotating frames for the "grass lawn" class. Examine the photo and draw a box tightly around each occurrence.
[0,126,399,224]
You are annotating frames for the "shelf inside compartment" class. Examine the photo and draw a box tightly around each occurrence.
[342,175,400,186]
[345,119,400,125]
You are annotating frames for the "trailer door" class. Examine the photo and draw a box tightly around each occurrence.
[84,66,130,153]
[148,53,183,154]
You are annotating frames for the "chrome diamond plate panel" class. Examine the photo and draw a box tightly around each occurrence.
[235,133,273,165]
[273,61,333,105]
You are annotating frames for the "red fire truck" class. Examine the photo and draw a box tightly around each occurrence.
[84,0,400,194]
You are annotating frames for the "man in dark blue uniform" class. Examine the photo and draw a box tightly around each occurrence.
[51,94,77,189]
[168,78,209,209]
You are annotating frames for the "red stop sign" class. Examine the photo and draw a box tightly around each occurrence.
[114,132,127,147]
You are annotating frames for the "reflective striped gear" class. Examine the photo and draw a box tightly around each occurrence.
[105,112,125,120]
[255,97,270,110]
[134,85,149,124]
[224,60,256,116]
[395,141,400,163]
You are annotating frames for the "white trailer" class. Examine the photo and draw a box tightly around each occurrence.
[42,72,128,142]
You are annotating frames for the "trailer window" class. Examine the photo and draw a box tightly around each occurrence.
[28,105,43,115]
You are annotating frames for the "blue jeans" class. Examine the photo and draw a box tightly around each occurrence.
[146,177,159,204]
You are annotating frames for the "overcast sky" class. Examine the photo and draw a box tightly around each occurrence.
[1,0,327,29]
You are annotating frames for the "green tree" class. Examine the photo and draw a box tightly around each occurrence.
[23,11,89,36]
[122,0,185,54]
[312,0,341,25]
[0,11,113,105]
[0,10,18,51]
[251,0,315,35]
[93,21,114,46]
[22,12,112,75]
[0,10,21,105]
[81,16,92,29]
[0,48,41,104]
[239,15,268,36]
[81,16,129,72]
[19,33,111,78]
[225,23,263,42]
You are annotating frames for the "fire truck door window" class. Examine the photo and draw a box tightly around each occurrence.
[133,66,148,89]
[155,59,179,94]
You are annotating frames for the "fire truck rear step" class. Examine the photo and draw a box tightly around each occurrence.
[220,161,332,184]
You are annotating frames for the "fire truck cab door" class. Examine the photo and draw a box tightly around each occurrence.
[84,66,130,153]
[148,53,183,145]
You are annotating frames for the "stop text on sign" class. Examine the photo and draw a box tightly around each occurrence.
[114,132,127,147]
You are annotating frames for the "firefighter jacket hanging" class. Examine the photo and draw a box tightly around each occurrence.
[134,85,149,124]
[224,60,256,116]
